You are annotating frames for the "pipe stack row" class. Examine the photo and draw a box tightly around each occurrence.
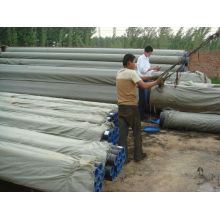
[0,47,187,103]
[149,81,220,134]
[0,140,98,192]
[0,92,125,191]
[0,46,187,191]
[0,124,110,192]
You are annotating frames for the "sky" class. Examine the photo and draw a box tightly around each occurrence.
[93,27,219,38]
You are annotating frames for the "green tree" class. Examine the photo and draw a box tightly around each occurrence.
[170,27,184,49]
[125,27,143,48]
[157,27,173,49]
[11,28,18,46]
[192,27,211,49]
[206,27,220,51]
[40,27,47,46]
[68,27,73,47]
[141,27,157,48]
[58,28,64,46]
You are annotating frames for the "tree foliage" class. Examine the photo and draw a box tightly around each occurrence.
[0,27,219,51]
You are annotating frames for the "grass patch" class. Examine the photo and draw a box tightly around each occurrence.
[211,77,220,84]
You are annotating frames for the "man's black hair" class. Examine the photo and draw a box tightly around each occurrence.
[123,54,136,67]
[144,45,153,53]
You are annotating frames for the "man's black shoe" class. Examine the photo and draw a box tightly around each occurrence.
[134,153,147,162]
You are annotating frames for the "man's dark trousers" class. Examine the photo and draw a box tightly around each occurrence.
[117,105,143,161]
[138,80,149,121]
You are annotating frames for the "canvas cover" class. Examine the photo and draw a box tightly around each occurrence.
[0,52,186,64]
[0,125,110,163]
[0,92,117,109]
[0,101,107,125]
[0,79,117,103]
[0,64,117,86]
[0,92,117,115]
[0,140,95,191]
[0,110,113,141]
[160,110,220,134]
[152,71,211,84]
[150,83,220,114]
[0,58,182,71]
[5,47,186,56]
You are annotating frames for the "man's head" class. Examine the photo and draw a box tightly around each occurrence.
[123,54,136,70]
[144,45,153,57]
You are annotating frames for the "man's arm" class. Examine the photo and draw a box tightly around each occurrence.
[137,78,164,89]
[148,66,161,71]
[140,75,160,81]
[140,76,154,81]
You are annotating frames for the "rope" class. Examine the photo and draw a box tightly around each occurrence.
[158,29,220,81]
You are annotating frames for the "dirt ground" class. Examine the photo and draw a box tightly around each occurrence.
[103,122,220,192]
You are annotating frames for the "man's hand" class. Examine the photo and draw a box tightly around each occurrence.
[153,66,161,71]
[156,77,165,86]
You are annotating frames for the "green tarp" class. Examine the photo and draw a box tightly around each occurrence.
[5,47,186,56]
[160,110,220,134]
[0,140,95,192]
[150,83,220,114]
[0,52,186,64]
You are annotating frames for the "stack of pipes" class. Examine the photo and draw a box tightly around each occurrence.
[150,83,220,134]
[0,92,125,191]
[0,47,187,103]
[0,47,191,191]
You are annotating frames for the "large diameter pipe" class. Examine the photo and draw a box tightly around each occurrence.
[0,80,118,103]
[0,103,107,125]
[0,64,117,86]
[0,125,109,163]
[0,110,115,143]
[160,110,220,134]
[150,84,220,114]
[152,71,211,84]
[0,64,179,88]
[0,58,182,71]
[0,58,123,69]
[0,52,186,64]
[0,91,117,110]
[0,95,115,117]
[5,47,186,56]
[0,140,95,192]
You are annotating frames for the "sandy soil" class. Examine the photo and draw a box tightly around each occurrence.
[103,122,220,192]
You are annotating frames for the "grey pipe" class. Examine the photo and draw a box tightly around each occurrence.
[0,52,186,64]
[0,110,113,142]
[0,64,117,86]
[0,80,118,103]
[160,110,220,134]
[0,125,110,163]
[5,47,186,56]
[0,58,181,71]
[150,84,220,114]
[0,140,96,192]
[0,91,117,110]
[0,64,172,86]
[0,94,117,115]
